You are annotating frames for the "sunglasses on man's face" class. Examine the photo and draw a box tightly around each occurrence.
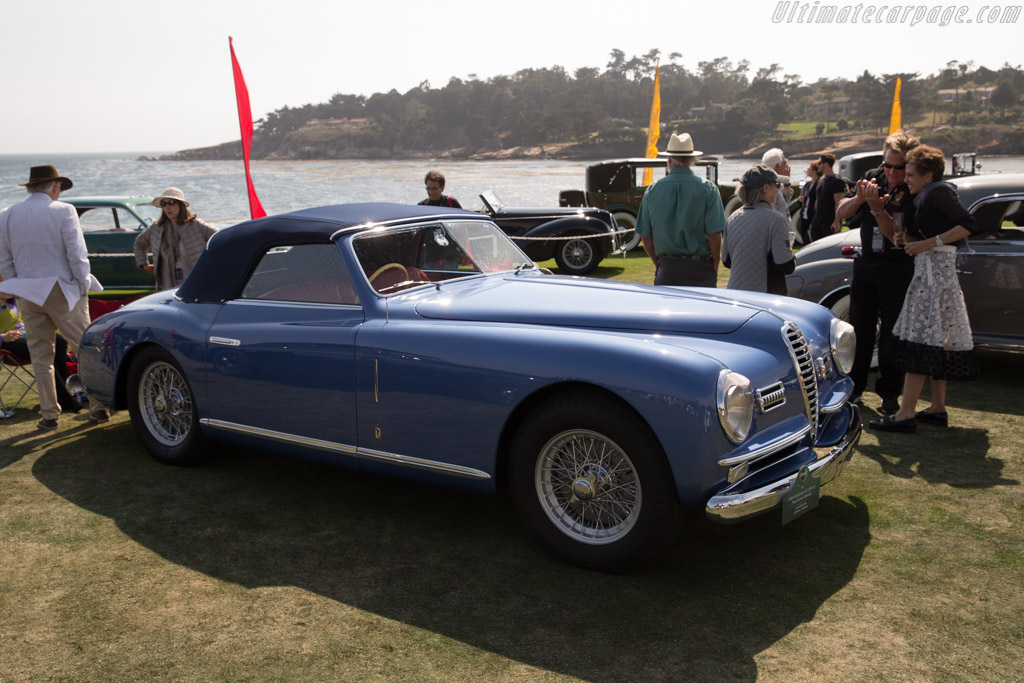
[883,163,906,170]
[160,199,178,207]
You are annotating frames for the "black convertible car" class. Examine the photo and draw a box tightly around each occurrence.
[479,191,621,276]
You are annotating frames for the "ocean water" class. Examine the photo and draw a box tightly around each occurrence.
[3,153,1024,229]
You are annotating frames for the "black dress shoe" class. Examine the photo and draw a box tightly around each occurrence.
[868,415,916,433]
[881,397,901,415]
[60,400,84,414]
[916,409,949,427]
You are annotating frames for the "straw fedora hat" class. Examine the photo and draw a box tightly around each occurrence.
[152,187,191,208]
[18,165,73,191]
[657,132,703,158]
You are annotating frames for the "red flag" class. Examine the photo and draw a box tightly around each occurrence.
[229,37,266,219]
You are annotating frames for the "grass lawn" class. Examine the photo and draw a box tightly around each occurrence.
[2,256,1022,680]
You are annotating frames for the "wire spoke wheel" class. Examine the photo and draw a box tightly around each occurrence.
[535,429,641,545]
[555,234,598,275]
[127,347,210,466]
[138,361,194,447]
[563,239,594,269]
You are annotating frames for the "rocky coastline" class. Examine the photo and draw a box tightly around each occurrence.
[155,125,1024,163]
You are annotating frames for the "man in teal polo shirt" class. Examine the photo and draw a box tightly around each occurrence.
[636,133,726,286]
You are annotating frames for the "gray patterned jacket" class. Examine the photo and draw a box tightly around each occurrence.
[134,217,217,291]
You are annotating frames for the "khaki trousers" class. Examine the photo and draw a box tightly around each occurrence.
[18,284,103,420]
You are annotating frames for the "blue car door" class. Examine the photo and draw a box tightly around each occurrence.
[202,243,364,452]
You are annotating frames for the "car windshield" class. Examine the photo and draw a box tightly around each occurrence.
[352,220,533,294]
[479,190,506,213]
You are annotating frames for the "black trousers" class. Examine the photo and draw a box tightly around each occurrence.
[810,223,835,242]
[654,256,717,287]
[848,258,914,400]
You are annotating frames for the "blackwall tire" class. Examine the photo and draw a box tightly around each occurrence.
[509,393,680,572]
[554,233,599,276]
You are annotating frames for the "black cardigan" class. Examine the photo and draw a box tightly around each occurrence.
[908,183,979,246]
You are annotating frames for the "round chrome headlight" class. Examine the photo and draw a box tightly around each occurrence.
[717,370,754,443]
[830,318,856,375]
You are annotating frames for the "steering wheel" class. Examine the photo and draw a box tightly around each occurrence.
[368,262,409,286]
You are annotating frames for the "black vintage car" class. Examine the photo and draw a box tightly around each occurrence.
[480,191,620,276]
[558,158,737,250]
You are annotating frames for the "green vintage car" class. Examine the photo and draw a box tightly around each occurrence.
[68,196,162,290]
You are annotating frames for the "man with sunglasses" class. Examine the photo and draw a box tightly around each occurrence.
[834,131,920,413]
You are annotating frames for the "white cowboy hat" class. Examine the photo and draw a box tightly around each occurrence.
[657,132,703,158]
[152,187,190,208]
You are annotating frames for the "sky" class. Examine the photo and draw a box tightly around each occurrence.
[1,0,1020,154]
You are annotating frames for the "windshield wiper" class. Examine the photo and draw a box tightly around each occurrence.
[514,262,536,275]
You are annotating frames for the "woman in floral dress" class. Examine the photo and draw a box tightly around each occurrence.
[869,145,980,433]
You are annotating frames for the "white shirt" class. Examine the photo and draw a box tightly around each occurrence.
[0,193,100,310]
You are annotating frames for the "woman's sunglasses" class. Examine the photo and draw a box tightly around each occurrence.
[160,199,178,207]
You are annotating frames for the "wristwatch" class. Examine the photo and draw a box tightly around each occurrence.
[935,235,943,246]
[870,208,884,216]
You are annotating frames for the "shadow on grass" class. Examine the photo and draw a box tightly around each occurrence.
[0,410,96,469]
[952,349,1024,419]
[34,427,870,680]
[857,350,1022,488]
[859,421,1019,488]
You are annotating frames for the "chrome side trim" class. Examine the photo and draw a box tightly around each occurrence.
[718,425,812,466]
[229,299,361,309]
[200,418,491,480]
[356,446,491,479]
[202,419,358,455]
[209,336,241,347]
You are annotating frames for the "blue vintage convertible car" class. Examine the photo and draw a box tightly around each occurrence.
[76,203,861,571]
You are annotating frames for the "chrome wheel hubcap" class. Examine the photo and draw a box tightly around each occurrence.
[535,429,641,545]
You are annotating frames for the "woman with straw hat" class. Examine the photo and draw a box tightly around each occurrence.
[134,188,217,291]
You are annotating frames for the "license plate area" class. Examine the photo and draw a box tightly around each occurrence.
[782,465,820,524]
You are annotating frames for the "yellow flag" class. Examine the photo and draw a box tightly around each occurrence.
[888,77,902,134]
[643,60,661,186]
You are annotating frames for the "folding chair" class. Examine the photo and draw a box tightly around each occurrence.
[0,348,37,418]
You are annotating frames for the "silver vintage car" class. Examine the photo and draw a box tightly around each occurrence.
[787,173,1024,352]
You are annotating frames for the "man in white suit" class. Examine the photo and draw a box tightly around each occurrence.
[0,165,109,430]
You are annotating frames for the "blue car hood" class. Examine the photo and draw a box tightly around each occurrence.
[413,275,759,334]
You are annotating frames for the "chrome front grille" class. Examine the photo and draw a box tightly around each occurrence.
[783,322,819,434]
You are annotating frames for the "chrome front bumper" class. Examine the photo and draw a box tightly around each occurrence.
[705,404,861,523]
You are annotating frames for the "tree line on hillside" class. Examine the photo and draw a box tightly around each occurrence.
[243,51,1024,158]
